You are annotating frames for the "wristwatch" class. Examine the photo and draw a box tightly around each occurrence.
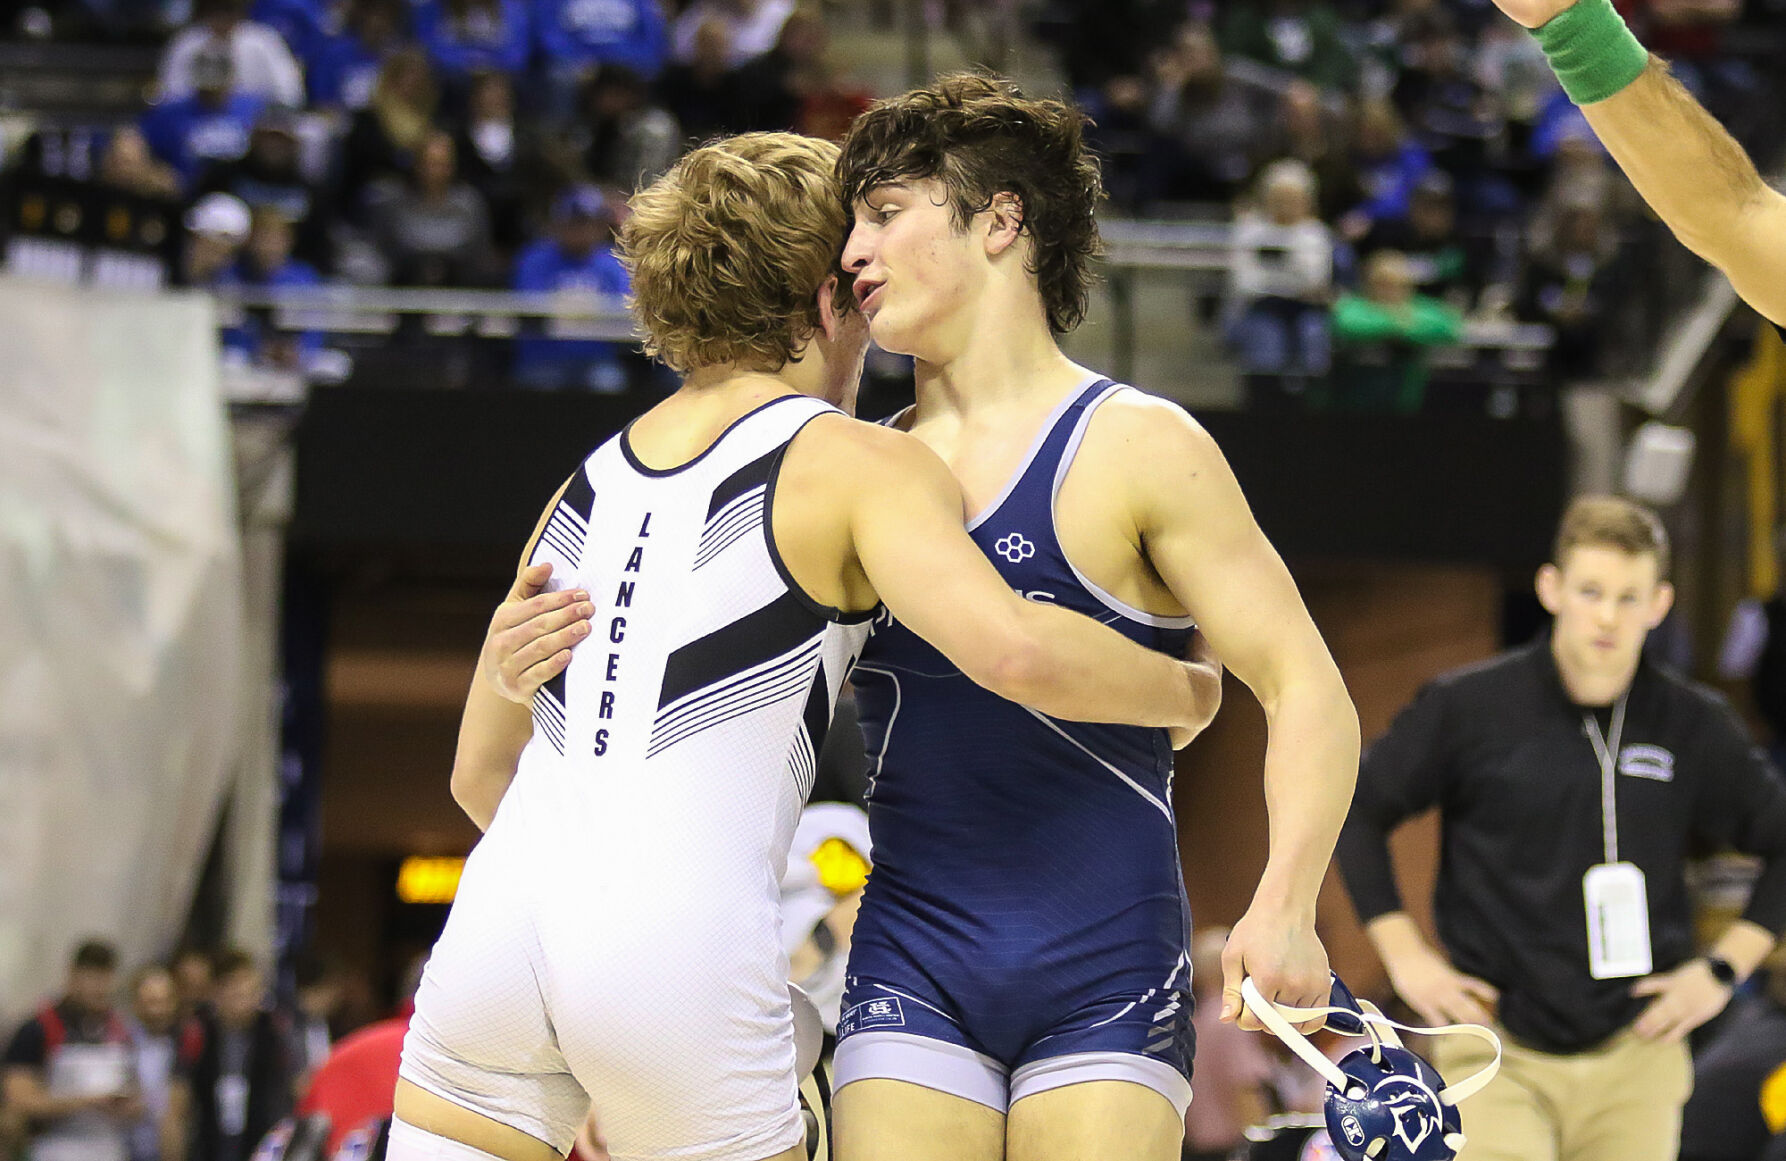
[1704,954,1739,987]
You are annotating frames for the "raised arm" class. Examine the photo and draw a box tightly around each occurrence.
[1499,0,1786,325]
[1114,397,1359,1027]
[836,422,1214,730]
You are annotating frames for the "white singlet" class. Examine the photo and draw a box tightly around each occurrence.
[400,395,874,1161]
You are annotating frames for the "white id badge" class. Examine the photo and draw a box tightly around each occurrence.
[1584,861,1653,980]
[217,1075,249,1136]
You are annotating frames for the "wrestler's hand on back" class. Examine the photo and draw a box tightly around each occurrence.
[479,561,594,704]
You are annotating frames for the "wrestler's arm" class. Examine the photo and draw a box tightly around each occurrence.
[837,421,1210,729]
[1586,63,1786,325]
[1114,397,1359,1025]
[450,478,594,831]
[1498,0,1786,325]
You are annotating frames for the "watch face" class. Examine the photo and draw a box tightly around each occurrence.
[1707,957,1737,985]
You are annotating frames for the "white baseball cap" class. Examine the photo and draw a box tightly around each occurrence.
[184,192,251,242]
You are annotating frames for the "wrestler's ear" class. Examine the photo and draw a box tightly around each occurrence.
[985,192,1024,257]
[815,275,842,342]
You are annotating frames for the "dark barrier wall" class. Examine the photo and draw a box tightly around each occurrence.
[292,387,1566,570]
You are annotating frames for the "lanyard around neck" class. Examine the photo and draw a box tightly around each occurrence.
[1582,692,1629,864]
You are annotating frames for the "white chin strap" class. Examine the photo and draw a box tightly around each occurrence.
[1238,977,1503,1107]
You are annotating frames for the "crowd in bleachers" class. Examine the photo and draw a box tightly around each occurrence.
[1050,0,1775,408]
[2,0,1782,400]
[5,0,870,389]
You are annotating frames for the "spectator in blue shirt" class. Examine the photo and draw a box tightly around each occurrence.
[414,0,531,86]
[251,0,327,61]
[139,46,269,191]
[511,185,630,391]
[536,0,669,118]
[1339,96,1435,241]
[538,0,667,79]
[224,205,325,370]
[304,0,408,110]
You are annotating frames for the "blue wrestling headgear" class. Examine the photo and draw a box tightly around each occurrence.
[1241,976,1502,1161]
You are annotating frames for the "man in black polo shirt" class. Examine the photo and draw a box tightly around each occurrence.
[1337,495,1786,1161]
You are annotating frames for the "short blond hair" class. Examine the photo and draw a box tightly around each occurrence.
[1554,495,1671,579]
[621,132,846,374]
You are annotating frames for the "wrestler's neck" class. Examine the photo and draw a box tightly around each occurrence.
[635,363,821,457]
[678,345,830,407]
[913,285,1084,417]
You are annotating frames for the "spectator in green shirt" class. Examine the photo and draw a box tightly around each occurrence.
[1327,249,1464,413]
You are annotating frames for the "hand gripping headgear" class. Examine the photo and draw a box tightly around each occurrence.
[1241,975,1502,1161]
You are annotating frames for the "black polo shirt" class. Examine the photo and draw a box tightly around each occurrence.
[1337,638,1786,1053]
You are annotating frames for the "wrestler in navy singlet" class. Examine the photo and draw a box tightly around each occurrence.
[834,376,1199,1115]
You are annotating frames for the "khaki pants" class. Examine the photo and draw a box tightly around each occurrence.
[1431,1023,1692,1161]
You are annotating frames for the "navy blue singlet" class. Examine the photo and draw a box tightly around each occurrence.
[838,377,1198,1097]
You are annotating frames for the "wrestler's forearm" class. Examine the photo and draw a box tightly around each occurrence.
[1583,62,1771,268]
[1528,0,1786,323]
[1006,600,1205,729]
[450,678,534,831]
[1252,672,1359,914]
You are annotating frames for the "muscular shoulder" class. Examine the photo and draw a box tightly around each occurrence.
[1081,388,1218,457]
[1075,387,1244,536]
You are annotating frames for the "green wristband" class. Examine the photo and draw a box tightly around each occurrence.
[1534,0,1651,105]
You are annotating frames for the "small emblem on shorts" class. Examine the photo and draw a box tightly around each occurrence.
[840,996,907,1034]
[995,533,1036,563]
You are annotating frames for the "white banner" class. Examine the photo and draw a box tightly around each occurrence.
[0,277,244,1024]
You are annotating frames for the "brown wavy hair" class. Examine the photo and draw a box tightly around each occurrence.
[838,73,1104,335]
[621,133,847,373]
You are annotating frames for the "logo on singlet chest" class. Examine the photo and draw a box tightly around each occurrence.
[994,532,1036,563]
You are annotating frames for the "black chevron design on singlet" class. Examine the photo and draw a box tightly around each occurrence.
[561,463,596,523]
[532,690,566,755]
[800,661,831,765]
[648,640,821,756]
[532,469,597,710]
[706,447,780,520]
[657,590,824,711]
[790,725,817,800]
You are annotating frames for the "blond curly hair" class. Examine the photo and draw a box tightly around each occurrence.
[621,133,847,374]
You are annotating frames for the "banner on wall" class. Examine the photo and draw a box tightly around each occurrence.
[0,276,244,1022]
